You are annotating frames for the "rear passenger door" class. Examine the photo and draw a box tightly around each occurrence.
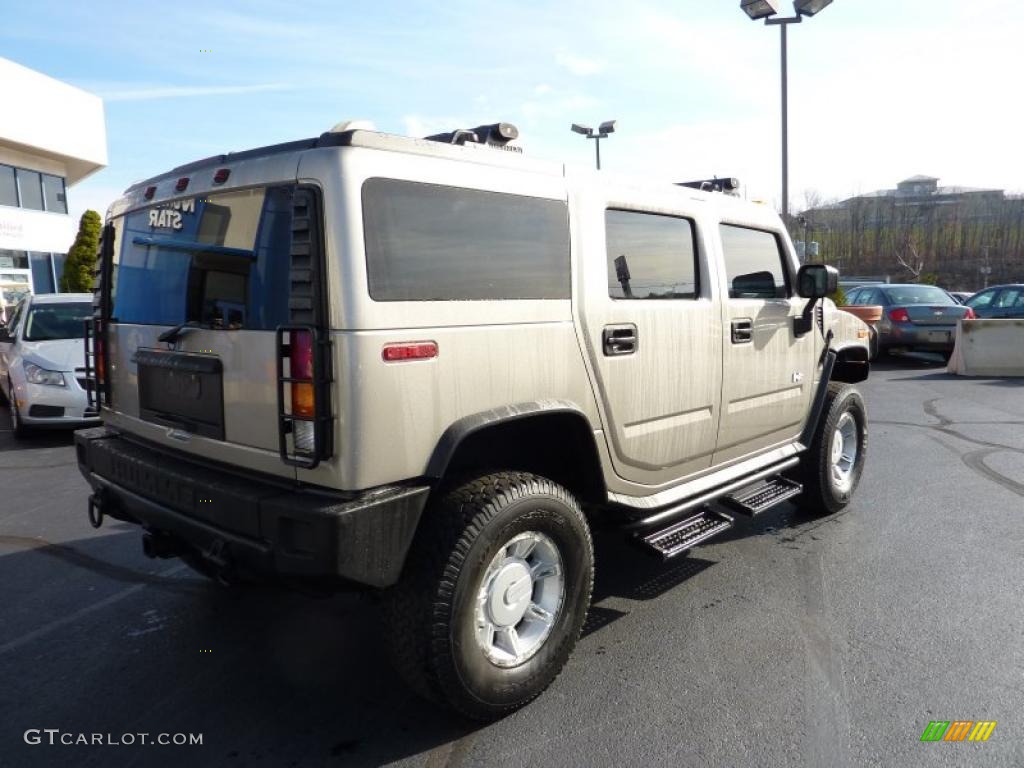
[714,224,814,464]
[578,188,722,485]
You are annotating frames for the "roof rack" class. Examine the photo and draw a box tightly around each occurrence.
[424,122,522,153]
[677,177,741,195]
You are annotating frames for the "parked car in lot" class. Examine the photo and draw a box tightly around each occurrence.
[963,284,1024,319]
[0,293,99,437]
[845,283,975,358]
[946,290,974,305]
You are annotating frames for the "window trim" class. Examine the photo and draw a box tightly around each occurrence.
[603,207,702,301]
[718,222,793,300]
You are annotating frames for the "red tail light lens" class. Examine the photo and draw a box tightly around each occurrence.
[964,307,976,319]
[888,308,910,323]
[291,330,315,418]
[213,168,230,184]
[175,177,189,192]
[143,186,156,200]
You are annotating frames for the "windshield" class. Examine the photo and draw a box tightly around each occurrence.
[881,285,957,305]
[110,186,295,329]
[24,302,92,341]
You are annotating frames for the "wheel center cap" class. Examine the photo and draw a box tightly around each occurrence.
[487,561,532,627]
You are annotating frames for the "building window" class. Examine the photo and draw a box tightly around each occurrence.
[0,249,29,269]
[29,252,56,294]
[51,252,68,290]
[42,174,67,214]
[0,165,18,207]
[16,169,44,211]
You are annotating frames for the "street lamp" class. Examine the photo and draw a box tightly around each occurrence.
[740,0,834,220]
[571,120,616,170]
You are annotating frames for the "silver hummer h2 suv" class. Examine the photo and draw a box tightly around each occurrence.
[76,122,871,720]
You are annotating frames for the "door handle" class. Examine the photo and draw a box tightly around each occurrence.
[603,324,638,356]
[731,318,753,344]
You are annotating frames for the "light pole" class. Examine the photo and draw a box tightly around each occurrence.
[740,0,834,221]
[571,121,617,170]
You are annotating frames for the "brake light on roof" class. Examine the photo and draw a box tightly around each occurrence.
[213,168,230,184]
[888,308,910,323]
[175,177,189,192]
[143,186,156,200]
[382,342,438,361]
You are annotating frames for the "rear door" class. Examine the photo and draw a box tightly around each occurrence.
[714,223,814,464]
[578,185,722,484]
[104,183,308,480]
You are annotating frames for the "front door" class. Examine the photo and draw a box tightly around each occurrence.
[714,223,814,465]
[578,186,722,486]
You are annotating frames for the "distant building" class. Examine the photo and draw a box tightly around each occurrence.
[0,57,107,304]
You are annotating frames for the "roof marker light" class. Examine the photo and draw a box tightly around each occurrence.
[213,168,230,184]
[143,186,156,200]
[175,177,189,192]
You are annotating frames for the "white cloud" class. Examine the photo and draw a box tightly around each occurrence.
[555,51,605,76]
[401,115,471,138]
[534,83,553,95]
[102,83,288,102]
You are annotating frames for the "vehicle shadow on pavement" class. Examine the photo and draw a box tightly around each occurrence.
[0,408,76,453]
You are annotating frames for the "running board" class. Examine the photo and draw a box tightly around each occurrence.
[638,509,734,560]
[719,475,802,516]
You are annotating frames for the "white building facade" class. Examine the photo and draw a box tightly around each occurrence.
[0,57,107,306]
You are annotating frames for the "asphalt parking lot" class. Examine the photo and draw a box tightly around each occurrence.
[1,356,1022,768]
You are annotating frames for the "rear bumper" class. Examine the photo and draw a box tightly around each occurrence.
[74,426,429,588]
[880,322,957,351]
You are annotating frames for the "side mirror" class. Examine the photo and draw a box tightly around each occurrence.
[796,264,839,299]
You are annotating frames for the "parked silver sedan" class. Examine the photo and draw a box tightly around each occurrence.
[845,284,975,359]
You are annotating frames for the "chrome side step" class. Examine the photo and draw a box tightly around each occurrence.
[720,475,803,516]
[638,509,734,560]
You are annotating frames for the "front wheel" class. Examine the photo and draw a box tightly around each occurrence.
[794,382,868,516]
[8,380,30,439]
[384,471,594,720]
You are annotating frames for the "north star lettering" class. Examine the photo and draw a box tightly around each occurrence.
[148,199,196,231]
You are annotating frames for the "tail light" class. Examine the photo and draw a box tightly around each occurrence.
[888,308,910,323]
[964,307,976,319]
[290,330,315,453]
[95,335,106,384]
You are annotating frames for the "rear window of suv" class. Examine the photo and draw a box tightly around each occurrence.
[110,186,295,329]
[362,178,570,301]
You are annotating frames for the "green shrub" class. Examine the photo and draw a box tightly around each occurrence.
[60,210,102,293]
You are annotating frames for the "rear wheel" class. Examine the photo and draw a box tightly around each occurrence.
[384,471,593,720]
[794,382,867,516]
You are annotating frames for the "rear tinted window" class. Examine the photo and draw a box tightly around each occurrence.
[881,286,956,305]
[719,225,789,299]
[111,186,295,328]
[362,179,569,301]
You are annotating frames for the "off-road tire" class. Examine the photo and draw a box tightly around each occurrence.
[793,382,867,516]
[383,471,594,720]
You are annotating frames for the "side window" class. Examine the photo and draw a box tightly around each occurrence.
[994,288,1022,308]
[604,210,699,300]
[967,290,995,309]
[845,289,862,305]
[362,179,570,301]
[719,224,789,299]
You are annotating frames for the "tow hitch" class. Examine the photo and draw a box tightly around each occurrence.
[87,490,107,529]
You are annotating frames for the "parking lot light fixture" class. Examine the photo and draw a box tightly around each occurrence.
[741,0,780,20]
[795,0,833,16]
[741,0,833,221]
[571,120,617,170]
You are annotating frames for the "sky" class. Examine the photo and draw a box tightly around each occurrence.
[3,0,1024,223]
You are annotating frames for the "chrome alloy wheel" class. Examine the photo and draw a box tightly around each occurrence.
[474,531,565,668]
[829,411,859,494]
